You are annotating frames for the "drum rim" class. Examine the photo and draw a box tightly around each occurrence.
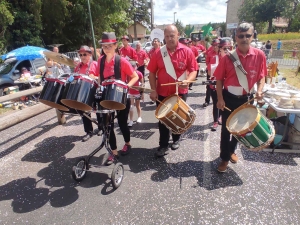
[226,104,261,136]
[102,79,128,87]
[155,94,184,118]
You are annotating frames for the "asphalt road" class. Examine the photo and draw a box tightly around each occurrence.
[0,71,300,225]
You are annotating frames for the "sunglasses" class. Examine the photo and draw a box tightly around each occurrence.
[79,53,88,57]
[222,47,230,50]
[102,44,114,49]
[237,34,252,39]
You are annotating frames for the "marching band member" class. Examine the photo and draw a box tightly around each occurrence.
[135,41,149,77]
[128,61,144,127]
[215,23,267,172]
[148,25,197,157]
[187,39,200,90]
[203,39,220,108]
[148,38,161,60]
[74,45,99,142]
[119,35,138,61]
[97,32,139,164]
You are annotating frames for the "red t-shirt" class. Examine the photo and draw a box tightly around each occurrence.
[75,61,98,76]
[206,46,213,55]
[97,55,135,82]
[147,43,197,96]
[190,46,199,58]
[206,50,218,71]
[120,46,138,61]
[136,49,149,66]
[129,70,143,95]
[214,47,267,95]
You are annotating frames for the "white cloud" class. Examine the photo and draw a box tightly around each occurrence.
[153,0,227,26]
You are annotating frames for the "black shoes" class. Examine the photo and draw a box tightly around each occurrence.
[171,141,180,150]
[82,133,93,142]
[202,102,209,107]
[154,146,169,157]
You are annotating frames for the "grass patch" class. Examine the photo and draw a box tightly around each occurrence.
[279,68,300,89]
[259,32,300,41]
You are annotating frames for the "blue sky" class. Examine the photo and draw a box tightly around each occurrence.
[153,0,227,26]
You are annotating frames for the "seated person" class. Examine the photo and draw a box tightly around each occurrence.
[20,67,31,78]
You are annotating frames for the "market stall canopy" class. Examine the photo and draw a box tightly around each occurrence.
[1,46,49,61]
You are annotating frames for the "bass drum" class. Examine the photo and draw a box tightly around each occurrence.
[61,74,98,112]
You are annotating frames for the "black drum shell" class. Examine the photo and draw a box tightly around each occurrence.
[39,78,69,111]
[100,83,128,110]
[61,76,98,112]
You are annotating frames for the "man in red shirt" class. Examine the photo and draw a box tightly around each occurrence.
[148,25,197,157]
[97,32,139,164]
[135,41,149,77]
[119,35,138,61]
[215,23,267,172]
[74,45,100,142]
[148,38,161,60]
[187,39,200,90]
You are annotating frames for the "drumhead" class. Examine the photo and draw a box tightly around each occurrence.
[157,95,177,118]
[228,107,258,133]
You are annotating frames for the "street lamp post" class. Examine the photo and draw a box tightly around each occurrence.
[87,0,97,60]
[174,12,177,23]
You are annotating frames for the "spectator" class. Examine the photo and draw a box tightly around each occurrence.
[254,29,258,40]
[277,39,282,50]
[265,40,272,58]
[20,67,31,78]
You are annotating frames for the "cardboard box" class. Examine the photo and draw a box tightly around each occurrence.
[4,86,19,95]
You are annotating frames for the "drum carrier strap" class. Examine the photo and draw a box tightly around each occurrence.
[100,55,121,84]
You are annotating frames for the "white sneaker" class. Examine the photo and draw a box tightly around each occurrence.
[137,117,142,123]
[128,121,134,127]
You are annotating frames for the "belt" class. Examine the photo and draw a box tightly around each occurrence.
[223,89,253,99]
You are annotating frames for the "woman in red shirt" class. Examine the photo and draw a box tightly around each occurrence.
[97,32,139,164]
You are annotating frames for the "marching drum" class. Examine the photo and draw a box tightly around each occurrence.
[100,79,128,110]
[226,104,275,151]
[61,74,98,112]
[155,94,196,134]
[39,78,69,111]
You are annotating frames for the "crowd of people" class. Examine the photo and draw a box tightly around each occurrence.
[45,22,267,172]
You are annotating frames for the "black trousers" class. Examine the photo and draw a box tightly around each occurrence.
[82,113,102,134]
[103,99,131,150]
[211,89,220,122]
[156,94,187,148]
[205,74,211,104]
[220,90,253,161]
[137,65,145,77]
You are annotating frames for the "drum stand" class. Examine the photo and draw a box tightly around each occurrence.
[71,110,124,189]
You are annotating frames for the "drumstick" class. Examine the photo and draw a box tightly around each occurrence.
[224,106,231,112]
[161,81,196,86]
[242,90,268,106]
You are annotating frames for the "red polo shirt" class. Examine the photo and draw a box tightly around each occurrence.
[136,49,149,66]
[147,43,197,96]
[120,46,138,61]
[214,47,267,95]
[206,50,218,71]
[190,46,199,58]
[197,44,206,51]
[75,61,98,76]
[97,55,135,82]
[206,46,213,55]
[148,47,159,60]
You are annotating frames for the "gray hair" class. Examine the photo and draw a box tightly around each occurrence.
[236,23,254,33]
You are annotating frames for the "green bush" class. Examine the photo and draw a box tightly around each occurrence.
[258,32,300,41]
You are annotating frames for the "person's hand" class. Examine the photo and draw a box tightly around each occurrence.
[89,74,96,79]
[179,80,189,88]
[150,90,157,101]
[217,98,225,111]
[256,91,264,101]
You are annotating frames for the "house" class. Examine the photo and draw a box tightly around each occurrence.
[127,22,148,43]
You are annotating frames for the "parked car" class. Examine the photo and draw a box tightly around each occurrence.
[142,41,152,53]
[0,57,46,96]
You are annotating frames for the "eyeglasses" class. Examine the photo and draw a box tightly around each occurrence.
[102,44,114,50]
[222,47,230,50]
[237,34,252,39]
[79,53,87,57]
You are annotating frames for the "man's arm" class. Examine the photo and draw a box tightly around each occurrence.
[256,77,265,100]
[216,80,225,111]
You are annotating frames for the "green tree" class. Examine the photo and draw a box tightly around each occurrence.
[0,0,14,53]
[174,20,185,36]
[184,24,194,37]
[5,0,43,50]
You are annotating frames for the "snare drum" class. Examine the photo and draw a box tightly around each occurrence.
[100,79,128,110]
[39,78,69,111]
[155,94,196,134]
[226,104,275,151]
[61,74,98,111]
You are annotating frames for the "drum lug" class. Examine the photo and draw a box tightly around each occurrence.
[54,81,57,86]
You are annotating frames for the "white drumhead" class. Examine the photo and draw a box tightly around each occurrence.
[228,107,258,132]
[157,96,177,118]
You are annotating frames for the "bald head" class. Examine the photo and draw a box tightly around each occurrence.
[164,25,179,50]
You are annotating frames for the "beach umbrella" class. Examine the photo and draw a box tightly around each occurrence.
[1,46,50,61]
